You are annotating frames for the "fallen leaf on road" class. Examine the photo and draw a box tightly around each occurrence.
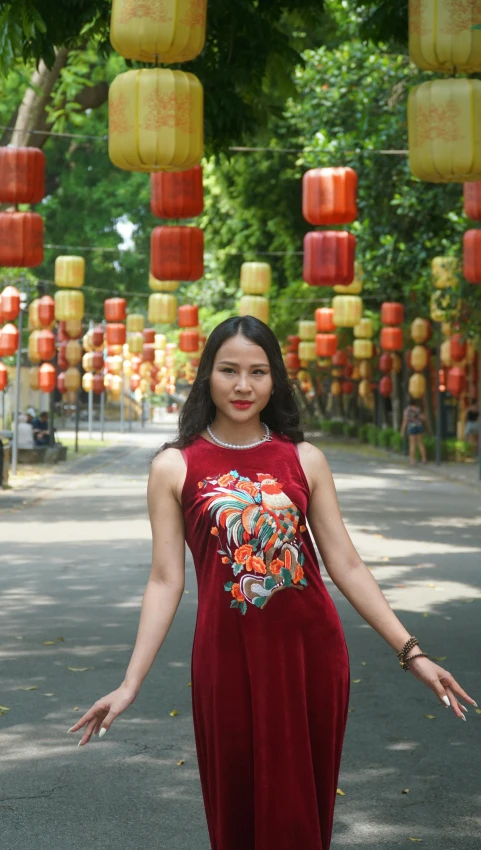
[169,709,178,717]
[176,760,185,766]
[336,788,346,796]
[54,637,64,642]
[423,613,429,618]
[431,656,447,662]
[42,693,54,696]
[188,682,192,687]
[408,838,423,842]
[43,641,56,645]
[348,708,355,713]
[475,709,481,715]
[351,679,362,684]
[425,714,436,720]
[73,706,79,711]
[19,686,38,691]
[361,661,368,666]
[184,590,190,594]
[67,667,92,672]
[402,789,410,794]
[0,705,10,711]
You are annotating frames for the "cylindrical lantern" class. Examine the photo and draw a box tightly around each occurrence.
[286,335,300,352]
[151,166,203,218]
[238,296,269,324]
[0,286,20,321]
[143,328,156,344]
[65,367,81,392]
[38,296,55,328]
[379,376,393,398]
[408,79,481,182]
[302,167,357,225]
[131,374,141,391]
[411,345,429,372]
[142,343,155,363]
[358,378,371,399]
[151,226,203,281]
[54,290,84,321]
[303,231,356,287]
[82,373,94,393]
[37,330,56,361]
[0,363,8,391]
[0,212,43,266]
[128,332,144,354]
[447,366,466,397]
[432,256,458,289]
[332,295,363,328]
[381,302,404,325]
[65,339,82,366]
[148,274,179,292]
[178,304,198,327]
[28,366,39,390]
[440,339,453,367]
[92,326,105,348]
[0,146,45,204]
[148,293,177,324]
[408,373,426,399]
[285,353,301,371]
[92,374,105,395]
[106,323,127,346]
[333,261,363,295]
[240,262,271,295]
[463,230,481,284]
[28,298,41,331]
[55,256,85,288]
[298,321,317,341]
[332,350,347,367]
[450,333,467,362]
[409,1,481,73]
[38,363,57,393]
[108,69,203,173]
[105,297,127,322]
[410,317,429,343]
[353,339,373,360]
[353,317,373,338]
[179,330,199,352]
[298,341,316,362]
[331,380,342,397]
[315,307,335,333]
[27,331,41,364]
[342,380,354,394]
[110,0,207,63]
[464,182,481,220]
[379,353,393,373]
[380,327,403,351]
[126,313,145,333]
[359,360,372,380]
[0,323,19,356]
[316,334,337,357]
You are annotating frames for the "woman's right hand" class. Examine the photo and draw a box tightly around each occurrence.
[67,683,139,747]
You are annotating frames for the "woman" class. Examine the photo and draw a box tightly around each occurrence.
[68,317,475,850]
[401,397,427,465]
[465,398,479,454]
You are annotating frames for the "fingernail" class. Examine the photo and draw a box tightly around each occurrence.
[472,701,478,707]
[98,727,107,738]
[442,696,450,707]
[67,726,75,733]
[77,740,83,746]
[460,715,467,722]
[461,705,468,712]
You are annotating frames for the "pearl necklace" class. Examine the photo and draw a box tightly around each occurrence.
[206,422,272,449]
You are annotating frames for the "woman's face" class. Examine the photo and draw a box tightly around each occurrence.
[209,333,274,421]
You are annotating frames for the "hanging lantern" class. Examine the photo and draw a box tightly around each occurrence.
[126,313,145,333]
[380,327,403,351]
[130,374,141,392]
[0,323,19,356]
[64,367,81,392]
[302,167,357,225]
[38,296,55,328]
[410,317,429,343]
[38,363,57,393]
[450,333,467,362]
[0,362,7,390]
[128,332,144,354]
[106,323,127,346]
[330,380,342,397]
[316,334,337,357]
[57,372,66,394]
[411,345,429,372]
[464,182,481,220]
[0,212,43,266]
[379,353,393,373]
[359,360,372,380]
[82,373,94,393]
[65,319,82,339]
[108,69,203,173]
[110,0,207,63]
[151,226,203,281]
[142,343,156,363]
[381,302,404,325]
[178,304,198,327]
[391,353,402,374]
[238,295,269,323]
[440,339,453,367]
[240,262,271,295]
[303,231,355,287]
[298,321,317,341]
[91,326,104,348]
[409,1,481,73]
[92,374,105,395]
[55,256,85,289]
[379,376,393,398]
[408,79,481,182]
[463,230,481,284]
[148,273,179,292]
[106,355,123,375]
[131,355,142,374]
[105,297,127,322]
[0,286,20,321]
[408,373,426,399]
[358,378,371,399]
[27,365,39,390]
[353,339,373,360]
[143,328,156,344]
[298,341,316,362]
[315,308,335,333]
[155,334,167,350]
[37,330,56,361]
[353,317,373,339]
[0,146,45,203]
[82,351,104,372]
[332,295,363,328]
[333,261,363,295]
[151,166,203,218]
[28,299,41,330]
[179,330,199,352]
[65,339,82,366]
[54,290,84,321]
[342,380,354,394]
[432,256,458,289]
[332,350,348,367]
[148,293,177,324]
[285,352,301,372]
[286,335,300,352]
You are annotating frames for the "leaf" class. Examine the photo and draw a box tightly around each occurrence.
[361,661,368,666]
[402,788,410,794]
[188,682,192,687]
[299,578,308,586]
[73,706,79,711]
[348,708,355,713]
[431,656,447,662]
[176,760,185,766]
[0,705,10,711]
[264,576,277,590]
[224,581,234,591]
[408,839,423,842]
[42,693,55,697]
[43,641,56,645]
[425,714,436,720]
[475,708,481,715]
[184,590,190,594]
[240,601,248,615]
[351,679,362,684]
[20,685,38,691]
[253,597,264,608]
[169,709,178,717]
[55,637,64,642]
[336,788,346,796]
[423,613,429,618]
[280,567,292,587]
[67,667,92,672]
[230,600,240,608]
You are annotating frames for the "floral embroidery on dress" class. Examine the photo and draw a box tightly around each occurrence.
[199,470,308,614]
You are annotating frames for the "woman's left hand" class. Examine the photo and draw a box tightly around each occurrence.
[407,656,477,720]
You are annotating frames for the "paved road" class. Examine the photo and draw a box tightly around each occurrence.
[1,432,480,849]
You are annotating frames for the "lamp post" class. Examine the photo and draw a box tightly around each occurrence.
[11,288,28,475]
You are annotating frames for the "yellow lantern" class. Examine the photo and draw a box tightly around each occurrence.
[351,365,361,380]
[109,344,123,356]
[409,373,426,399]
[240,263,271,295]
[410,317,429,344]
[353,318,373,339]
[298,341,316,362]
[65,319,83,339]
[123,359,132,377]
[155,349,165,367]
[333,262,363,294]
[409,0,481,73]
[126,313,145,333]
[54,290,84,321]
[440,339,453,367]
[110,0,207,64]
[238,295,269,324]
[408,79,481,182]
[331,380,342,396]
[358,378,371,398]
[332,295,363,328]
[411,345,428,372]
[65,367,81,392]
[55,256,85,288]
[108,69,203,173]
[391,353,402,374]
[107,355,123,375]
[109,375,123,399]
[441,322,452,337]
[128,332,144,354]
[331,368,343,378]
[82,373,94,393]
[298,321,317,341]
[148,293,177,324]
[82,352,95,372]
[28,330,41,364]
[359,360,372,380]
[353,339,373,360]
[28,299,42,331]
[28,366,39,390]
[82,330,94,352]
[139,361,154,379]
[432,257,458,289]
[155,333,167,350]
[148,274,179,292]
[65,339,82,366]
[430,290,455,323]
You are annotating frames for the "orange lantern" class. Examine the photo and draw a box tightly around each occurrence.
[302,167,357,225]
[143,328,156,344]
[464,183,481,220]
[286,335,300,352]
[38,363,56,393]
[105,298,127,322]
[37,330,56,361]
[0,323,19,356]
[0,362,7,390]
[332,350,347,367]
[92,326,104,348]
[450,334,467,362]
[0,286,20,321]
[342,380,354,394]
[380,327,403,351]
[151,166,203,218]
[92,374,105,395]
[285,352,301,372]
[151,226,203,281]
[463,229,481,284]
[379,376,392,397]
[131,374,141,391]
[447,366,466,397]
[303,231,355,287]
[38,296,55,327]
[381,302,404,325]
[0,212,43,266]
[178,304,198,327]
[0,146,45,204]
[315,308,335,333]
[179,330,199,352]
[142,343,156,362]
[106,323,127,346]
[316,334,337,357]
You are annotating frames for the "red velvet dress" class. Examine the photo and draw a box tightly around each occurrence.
[180,431,350,850]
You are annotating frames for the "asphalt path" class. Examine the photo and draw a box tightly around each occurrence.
[1,431,480,849]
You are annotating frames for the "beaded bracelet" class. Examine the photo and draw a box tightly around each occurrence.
[397,636,419,662]
[401,651,429,671]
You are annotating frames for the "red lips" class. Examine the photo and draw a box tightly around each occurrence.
[231,401,253,409]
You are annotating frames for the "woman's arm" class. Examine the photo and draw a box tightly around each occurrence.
[400,410,408,436]
[298,441,475,717]
[121,448,187,695]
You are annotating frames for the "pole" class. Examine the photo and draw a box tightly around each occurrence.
[120,354,125,434]
[435,323,442,467]
[49,389,55,447]
[401,354,408,456]
[11,293,25,476]
[75,388,80,453]
[100,387,105,442]
[478,348,481,481]
[88,389,93,440]
[128,390,132,432]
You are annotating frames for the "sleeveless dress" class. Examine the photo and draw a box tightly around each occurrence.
[180,431,350,850]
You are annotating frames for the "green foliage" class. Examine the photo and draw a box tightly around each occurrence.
[389,431,403,452]
[378,426,394,448]
[366,423,379,446]
[358,424,369,443]
[343,422,358,437]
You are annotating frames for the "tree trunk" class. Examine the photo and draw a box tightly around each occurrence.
[12,48,69,148]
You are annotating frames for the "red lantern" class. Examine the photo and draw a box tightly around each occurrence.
[447,366,466,397]
[151,226,204,281]
[315,307,336,333]
[332,350,347,367]
[286,335,300,353]
[464,183,481,221]
[91,351,104,372]
[57,372,66,393]
[450,333,467,362]
[92,326,104,348]
[38,295,55,327]
[316,333,337,357]
[344,363,353,378]
[142,343,155,362]
[0,286,20,321]
[0,212,43,266]
[303,231,355,287]
[130,374,141,391]
[285,352,301,371]
[178,304,199,327]
[0,147,45,204]
[57,342,69,371]
[104,298,127,322]
[380,327,403,351]
[92,374,105,395]
[57,322,69,343]
[342,380,354,394]
[38,362,56,393]
[131,356,141,374]
[0,323,19,356]
[179,330,199,352]
[381,302,404,326]
[37,329,56,361]
[463,230,481,284]
[302,167,358,225]
[143,328,156,344]
[150,166,203,219]
[0,362,8,390]
[379,376,393,397]
[106,323,126,346]
[379,353,393,373]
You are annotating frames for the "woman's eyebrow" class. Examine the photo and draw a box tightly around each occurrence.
[217,360,270,367]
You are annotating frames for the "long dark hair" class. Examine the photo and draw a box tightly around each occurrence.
[157,315,304,453]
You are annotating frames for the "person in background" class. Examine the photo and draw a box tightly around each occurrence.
[401,396,427,465]
[465,398,479,455]
[32,411,50,446]
[26,407,36,426]
[17,413,34,449]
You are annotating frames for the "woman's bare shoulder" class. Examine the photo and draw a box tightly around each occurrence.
[297,440,327,466]
[149,447,187,496]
